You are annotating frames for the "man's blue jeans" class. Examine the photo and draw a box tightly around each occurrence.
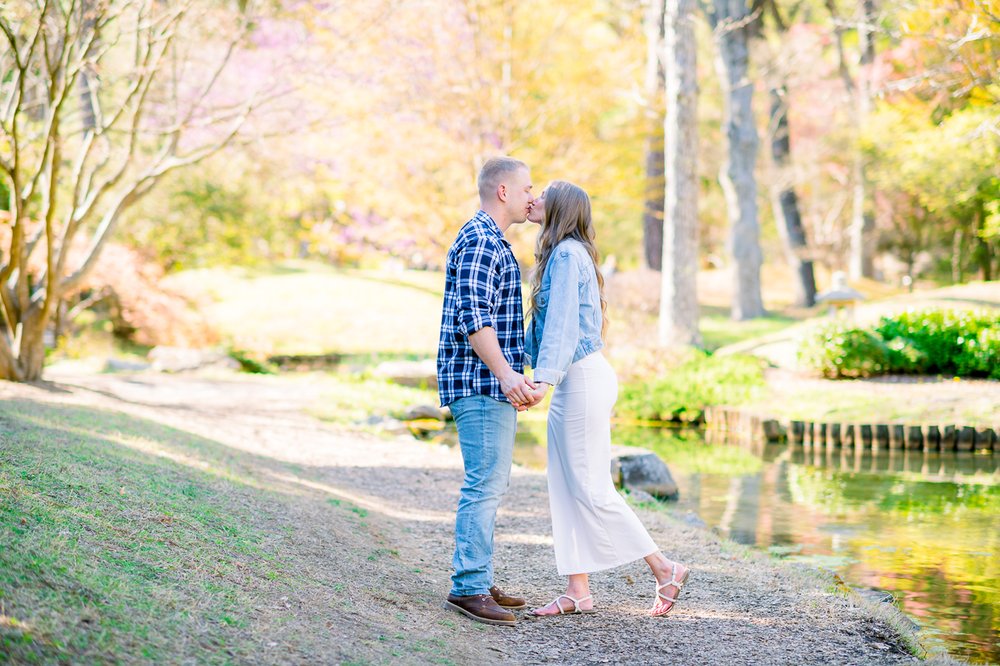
[449,394,517,596]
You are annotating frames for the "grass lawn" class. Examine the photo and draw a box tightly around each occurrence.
[163,262,444,357]
[0,401,286,662]
[0,397,407,664]
[698,308,799,351]
[306,372,439,428]
[749,376,1000,426]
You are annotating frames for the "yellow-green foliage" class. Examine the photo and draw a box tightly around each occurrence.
[617,351,766,422]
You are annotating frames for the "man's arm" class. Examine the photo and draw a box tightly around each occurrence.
[454,239,535,407]
[469,326,536,407]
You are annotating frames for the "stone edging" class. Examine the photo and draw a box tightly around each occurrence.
[704,405,999,453]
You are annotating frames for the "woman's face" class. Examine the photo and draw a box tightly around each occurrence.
[527,189,546,225]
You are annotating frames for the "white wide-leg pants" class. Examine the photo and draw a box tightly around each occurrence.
[546,351,658,575]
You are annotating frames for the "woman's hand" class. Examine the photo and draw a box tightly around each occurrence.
[524,382,551,408]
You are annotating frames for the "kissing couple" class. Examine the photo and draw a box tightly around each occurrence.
[436,157,690,625]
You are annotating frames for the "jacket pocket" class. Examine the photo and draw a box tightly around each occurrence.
[536,286,551,308]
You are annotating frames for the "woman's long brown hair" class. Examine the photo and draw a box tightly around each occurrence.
[527,181,608,340]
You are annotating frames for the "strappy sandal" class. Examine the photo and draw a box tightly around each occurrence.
[651,563,690,617]
[529,593,597,617]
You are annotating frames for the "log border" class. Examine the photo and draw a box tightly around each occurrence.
[703,406,999,452]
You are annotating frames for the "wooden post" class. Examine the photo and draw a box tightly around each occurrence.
[924,425,940,452]
[762,419,783,441]
[859,424,873,448]
[874,424,890,449]
[906,425,922,450]
[828,423,842,448]
[974,426,997,452]
[941,425,957,451]
[842,423,855,449]
[888,424,905,449]
[957,426,975,452]
[790,420,804,444]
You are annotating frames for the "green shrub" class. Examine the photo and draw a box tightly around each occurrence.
[797,324,891,378]
[955,326,1000,380]
[617,351,765,422]
[799,309,999,379]
[874,309,997,375]
[884,337,928,374]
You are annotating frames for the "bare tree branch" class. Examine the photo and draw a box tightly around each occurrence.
[2,0,271,379]
[824,0,856,96]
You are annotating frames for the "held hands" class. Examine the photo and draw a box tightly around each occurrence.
[527,382,550,407]
[500,371,537,411]
[500,372,551,412]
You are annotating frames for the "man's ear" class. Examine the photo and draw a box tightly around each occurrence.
[497,183,507,202]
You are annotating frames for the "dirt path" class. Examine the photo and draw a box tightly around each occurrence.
[3,369,936,665]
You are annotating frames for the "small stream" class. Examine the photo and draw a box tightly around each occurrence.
[434,421,1000,664]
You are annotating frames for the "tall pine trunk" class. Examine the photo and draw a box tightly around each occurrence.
[659,0,700,345]
[768,86,816,307]
[643,0,666,270]
[710,0,764,320]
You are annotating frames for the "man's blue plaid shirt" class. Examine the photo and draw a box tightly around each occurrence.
[437,211,525,407]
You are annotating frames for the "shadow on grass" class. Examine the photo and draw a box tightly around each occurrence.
[22,379,74,395]
[0,399,420,664]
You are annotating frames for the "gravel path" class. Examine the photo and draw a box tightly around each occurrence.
[3,369,937,665]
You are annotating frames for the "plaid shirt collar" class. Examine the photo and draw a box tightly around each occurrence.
[474,210,509,245]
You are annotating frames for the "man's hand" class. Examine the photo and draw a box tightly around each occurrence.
[500,370,536,408]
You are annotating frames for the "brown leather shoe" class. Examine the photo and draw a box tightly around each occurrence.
[490,585,527,610]
[443,593,516,626]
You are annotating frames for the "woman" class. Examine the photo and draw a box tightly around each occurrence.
[524,181,689,617]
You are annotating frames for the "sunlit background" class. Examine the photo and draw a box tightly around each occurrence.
[1,0,998,662]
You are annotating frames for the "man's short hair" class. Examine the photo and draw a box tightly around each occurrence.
[477,156,528,202]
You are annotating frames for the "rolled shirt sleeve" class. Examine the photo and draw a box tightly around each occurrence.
[533,251,581,386]
[455,237,501,337]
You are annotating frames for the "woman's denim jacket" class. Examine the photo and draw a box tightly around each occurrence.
[524,238,604,386]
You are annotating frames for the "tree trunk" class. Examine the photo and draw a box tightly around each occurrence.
[659,0,700,346]
[643,0,666,271]
[711,0,764,320]
[0,1,259,382]
[79,0,99,132]
[979,241,993,282]
[19,323,46,381]
[848,0,876,280]
[952,227,964,284]
[0,309,48,381]
[768,86,816,307]
[0,346,23,382]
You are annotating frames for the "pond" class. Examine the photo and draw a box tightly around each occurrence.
[435,420,1000,664]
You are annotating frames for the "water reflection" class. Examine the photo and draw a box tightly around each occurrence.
[620,426,1000,665]
[430,422,1000,663]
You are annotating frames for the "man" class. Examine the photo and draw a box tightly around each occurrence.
[437,156,541,626]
